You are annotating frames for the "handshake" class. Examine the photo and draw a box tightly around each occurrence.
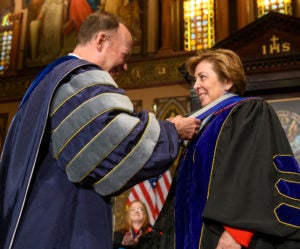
[167,115,201,140]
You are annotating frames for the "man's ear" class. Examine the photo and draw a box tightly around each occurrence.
[97,33,107,51]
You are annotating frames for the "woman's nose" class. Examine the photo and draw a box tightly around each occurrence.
[193,79,200,90]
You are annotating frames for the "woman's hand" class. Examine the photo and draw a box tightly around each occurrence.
[216,230,242,249]
[121,232,142,246]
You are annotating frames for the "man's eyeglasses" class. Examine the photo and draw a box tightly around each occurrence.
[130,207,144,213]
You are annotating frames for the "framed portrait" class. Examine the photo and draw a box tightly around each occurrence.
[269,98,300,164]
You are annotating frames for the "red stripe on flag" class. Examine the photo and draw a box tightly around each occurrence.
[139,182,156,220]
[126,170,172,225]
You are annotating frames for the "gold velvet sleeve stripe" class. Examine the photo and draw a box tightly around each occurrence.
[94,112,160,196]
[50,70,117,115]
[66,113,140,182]
[51,93,134,158]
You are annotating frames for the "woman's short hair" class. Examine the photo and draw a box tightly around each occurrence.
[185,48,247,96]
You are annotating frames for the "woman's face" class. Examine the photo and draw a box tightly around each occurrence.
[193,61,233,107]
[129,202,145,223]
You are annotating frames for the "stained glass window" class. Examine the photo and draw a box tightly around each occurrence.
[0,12,13,75]
[257,0,293,17]
[183,0,215,51]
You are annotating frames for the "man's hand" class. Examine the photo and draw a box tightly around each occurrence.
[168,115,201,140]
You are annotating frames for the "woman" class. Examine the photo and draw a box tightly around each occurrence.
[113,200,161,249]
[174,49,300,249]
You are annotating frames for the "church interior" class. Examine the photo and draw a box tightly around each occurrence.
[0,0,300,230]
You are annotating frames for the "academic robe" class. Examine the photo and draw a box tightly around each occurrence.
[156,96,300,249]
[0,56,180,249]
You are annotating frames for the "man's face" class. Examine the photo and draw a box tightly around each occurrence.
[101,24,133,79]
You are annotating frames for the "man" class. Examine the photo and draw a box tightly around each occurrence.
[0,11,200,249]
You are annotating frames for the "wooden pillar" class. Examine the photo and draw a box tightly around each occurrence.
[236,0,255,29]
[158,0,174,54]
[295,0,300,17]
[215,0,229,43]
[9,12,23,72]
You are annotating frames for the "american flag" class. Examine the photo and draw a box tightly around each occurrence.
[126,170,172,225]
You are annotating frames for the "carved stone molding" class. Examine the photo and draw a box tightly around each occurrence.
[0,75,33,102]
[0,52,193,102]
[117,52,193,89]
[214,12,300,93]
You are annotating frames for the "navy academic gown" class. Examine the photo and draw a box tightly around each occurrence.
[0,56,180,249]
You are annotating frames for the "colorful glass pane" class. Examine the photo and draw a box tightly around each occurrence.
[257,0,292,17]
[183,0,215,51]
[0,12,12,75]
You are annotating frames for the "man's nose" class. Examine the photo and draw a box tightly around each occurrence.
[122,63,128,71]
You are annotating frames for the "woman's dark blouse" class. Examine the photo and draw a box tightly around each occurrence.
[113,227,161,249]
